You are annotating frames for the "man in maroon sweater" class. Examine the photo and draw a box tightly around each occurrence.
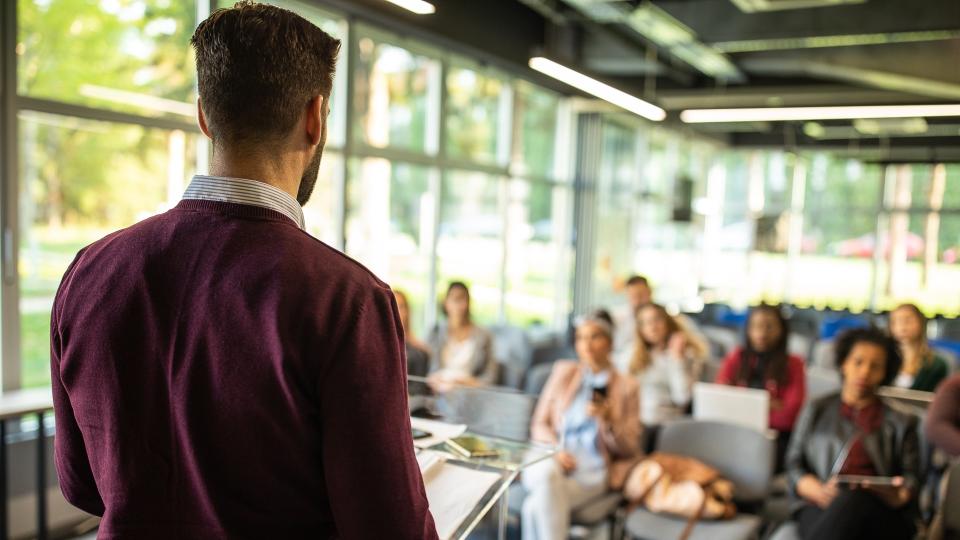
[50,2,437,538]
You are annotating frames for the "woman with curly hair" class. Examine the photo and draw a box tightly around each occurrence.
[786,327,920,540]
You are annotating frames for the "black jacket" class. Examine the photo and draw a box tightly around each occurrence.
[786,393,921,509]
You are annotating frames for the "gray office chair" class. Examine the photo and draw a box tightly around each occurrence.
[701,325,740,359]
[804,366,841,402]
[788,334,813,363]
[508,482,625,540]
[810,340,835,369]
[699,360,722,383]
[491,324,534,390]
[625,419,775,540]
[439,386,537,441]
[525,362,556,395]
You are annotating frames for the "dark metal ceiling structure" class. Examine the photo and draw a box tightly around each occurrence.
[321,0,960,159]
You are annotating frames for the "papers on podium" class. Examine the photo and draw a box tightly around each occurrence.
[417,450,502,540]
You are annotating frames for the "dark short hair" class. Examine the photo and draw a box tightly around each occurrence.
[191,1,341,148]
[834,326,902,386]
[626,275,650,287]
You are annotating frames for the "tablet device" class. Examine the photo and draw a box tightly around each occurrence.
[836,475,899,487]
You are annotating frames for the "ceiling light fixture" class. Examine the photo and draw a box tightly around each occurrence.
[680,104,960,123]
[529,57,665,122]
[382,0,435,15]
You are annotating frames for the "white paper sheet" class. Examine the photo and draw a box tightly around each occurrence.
[411,417,468,449]
[422,461,503,540]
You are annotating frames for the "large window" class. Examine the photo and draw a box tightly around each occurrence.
[504,180,571,326]
[346,158,435,335]
[591,120,638,308]
[8,0,576,391]
[437,171,505,325]
[446,64,508,164]
[18,0,197,119]
[19,111,200,388]
[353,29,439,153]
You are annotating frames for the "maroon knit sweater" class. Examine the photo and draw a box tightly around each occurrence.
[51,199,437,539]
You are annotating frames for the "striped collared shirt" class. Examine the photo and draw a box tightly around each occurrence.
[182,175,305,230]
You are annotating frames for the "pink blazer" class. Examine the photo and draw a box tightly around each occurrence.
[530,361,643,489]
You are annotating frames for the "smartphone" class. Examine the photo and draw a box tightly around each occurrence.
[592,385,608,403]
[412,428,431,440]
[446,436,500,459]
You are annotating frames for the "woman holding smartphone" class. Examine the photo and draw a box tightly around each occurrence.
[785,327,920,540]
[522,311,642,540]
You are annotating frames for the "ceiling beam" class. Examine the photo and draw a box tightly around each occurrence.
[655,0,960,43]
[657,85,944,110]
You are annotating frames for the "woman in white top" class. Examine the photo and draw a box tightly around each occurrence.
[426,282,496,392]
[627,303,707,426]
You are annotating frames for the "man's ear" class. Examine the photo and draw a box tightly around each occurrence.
[305,95,324,146]
[197,100,213,140]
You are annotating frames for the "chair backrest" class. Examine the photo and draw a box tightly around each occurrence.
[701,325,740,359]
[805,366,841,402]
[932,345,960,373]
[656,419,774,502]
[699,360,722,383]
[440,386,537,441]
[524,362,555,395]
[810,340,835,369]
[788,334,812,362]
[490,325,533,390]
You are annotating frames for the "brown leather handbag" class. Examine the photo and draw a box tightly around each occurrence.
[623,452,737,540]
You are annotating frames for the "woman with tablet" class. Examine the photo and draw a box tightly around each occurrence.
[785,327,920,540]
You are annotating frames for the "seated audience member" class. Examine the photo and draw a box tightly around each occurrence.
[427,281,495,392]
[627,303,707,426]
[523,311,642,540]
[927,373,960,457]
[611,275,653,356]
[889,303,949,392]
[786,327,920,540]
[716,304,806,470]
[394,289,430,379]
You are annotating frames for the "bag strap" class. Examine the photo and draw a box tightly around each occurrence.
[625,466,666,515]
[677,488,708,540]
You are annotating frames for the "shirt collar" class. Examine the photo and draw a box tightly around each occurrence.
[182,175,305,230]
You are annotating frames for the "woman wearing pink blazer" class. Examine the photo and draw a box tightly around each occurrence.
[522,311,643,540]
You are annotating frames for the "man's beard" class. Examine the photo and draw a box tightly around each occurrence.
[296,146,323,206]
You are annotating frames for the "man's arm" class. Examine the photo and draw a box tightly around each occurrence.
[926,374,960,457]
[50,254,105,516]
[319,286,438,539]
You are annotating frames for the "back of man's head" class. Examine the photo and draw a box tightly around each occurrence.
[191,1,341,151]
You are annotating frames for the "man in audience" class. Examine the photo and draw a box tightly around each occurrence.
[49,2,436,538]
[927,373,960,456]
[611,275,653,355]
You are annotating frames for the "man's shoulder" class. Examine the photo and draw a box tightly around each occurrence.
[78,208,392,296]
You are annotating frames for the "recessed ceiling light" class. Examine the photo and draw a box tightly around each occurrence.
[529,57,665,122]
[382,0,435,15]
[680,104,960,123]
